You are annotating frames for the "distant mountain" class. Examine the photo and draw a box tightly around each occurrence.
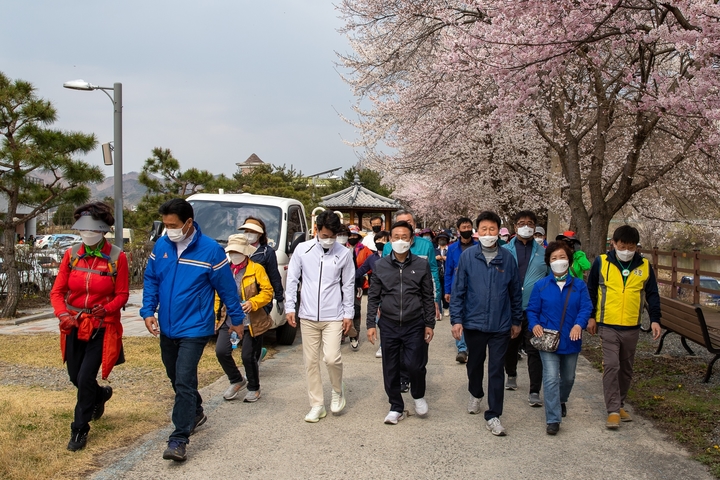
[29,170,149,207]
[89,171,147,206]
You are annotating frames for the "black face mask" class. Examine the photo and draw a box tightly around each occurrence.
[375,242,386,252]
[459,230,473,239]
[372,225,382,233]
[438,240,448,246]
[348,237,360,246]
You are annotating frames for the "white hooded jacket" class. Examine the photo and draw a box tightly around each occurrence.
[285,237,355,321]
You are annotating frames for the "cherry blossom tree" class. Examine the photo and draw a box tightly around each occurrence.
[339,0,720,256]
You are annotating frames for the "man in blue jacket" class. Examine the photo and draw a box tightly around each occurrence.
[502,210,548,406]
[443,217,477,363]
[450,211,523,437]
[142,198,246,462]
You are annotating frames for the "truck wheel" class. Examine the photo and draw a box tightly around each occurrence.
[275,321,297,345]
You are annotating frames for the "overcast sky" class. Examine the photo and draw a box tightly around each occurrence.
[0,1,361,179]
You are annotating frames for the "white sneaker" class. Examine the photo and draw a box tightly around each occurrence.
[443,311,449,317]
[486,417,506,436]
[330,382,346,414]
[222,379,247,400]
[304,406,327,423]
[375,346,382,358]
[467,395,483,414]
[384,411,404,425]
[414,397,428,417]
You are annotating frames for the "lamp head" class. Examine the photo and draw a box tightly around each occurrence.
[63,79,94,91]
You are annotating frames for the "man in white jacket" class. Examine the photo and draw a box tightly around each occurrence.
[285,210,355,422]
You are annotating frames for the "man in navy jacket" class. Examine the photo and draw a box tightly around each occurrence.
[142,198,246,462]
[450,211,523,437]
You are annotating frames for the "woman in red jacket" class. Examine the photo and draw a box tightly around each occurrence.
[50,202,129,451]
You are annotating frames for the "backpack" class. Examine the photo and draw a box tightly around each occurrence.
[68,243,123,283]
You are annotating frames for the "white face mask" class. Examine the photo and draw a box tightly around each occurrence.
[500,235,509,242]
[228,252,246,265]
[391,240,411,254]
[550,259,569,275]
[616,249,635,262]
[80,231,104,246]
[318,236,336,249]
[336,235,349,245]
[166,220,189,243]
[245,232,260,244]
[517,226,534,238]
[479,235,497,248]
[534,237,544,246]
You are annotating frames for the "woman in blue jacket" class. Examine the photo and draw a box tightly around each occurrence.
[526,241,592,435]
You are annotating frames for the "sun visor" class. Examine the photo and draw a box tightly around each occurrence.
[71,215,111,232]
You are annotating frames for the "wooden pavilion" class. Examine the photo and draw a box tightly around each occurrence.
[320,174,401,229]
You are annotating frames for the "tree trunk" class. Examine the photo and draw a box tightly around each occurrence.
[1,227,20,318]
[586,212,613,262]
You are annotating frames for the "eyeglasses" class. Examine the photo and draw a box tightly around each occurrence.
[516,221,535,228]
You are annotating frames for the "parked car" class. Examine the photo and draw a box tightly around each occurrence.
[34,252,62,281]
[0,259,49,296]
[679,276,720,306]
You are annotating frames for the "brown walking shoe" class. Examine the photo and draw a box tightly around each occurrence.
[619,408,632,422]
[606,412,621,429]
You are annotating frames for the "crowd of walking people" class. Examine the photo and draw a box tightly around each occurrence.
[50,199,662,462]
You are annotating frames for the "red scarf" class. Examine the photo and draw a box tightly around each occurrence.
[230,259,248,275]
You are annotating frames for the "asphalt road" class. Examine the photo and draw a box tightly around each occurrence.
[90,303,714,480]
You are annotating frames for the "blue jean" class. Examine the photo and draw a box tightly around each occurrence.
[456,332,467,353]
[539,351,579,424]
[160,335,210,443]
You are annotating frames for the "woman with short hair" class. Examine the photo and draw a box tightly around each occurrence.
[50,202,129,451]
[526,241,592,435]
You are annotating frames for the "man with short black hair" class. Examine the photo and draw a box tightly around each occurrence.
[362,215,384,252]
[502,210,548,406]
[285,210,355,423]
[142,198,247,462]
[444,216,477,363]
[587,225,661,430]
[450,211,522,436]
[367,220,435,424]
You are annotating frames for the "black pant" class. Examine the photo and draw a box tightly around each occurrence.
[352,297,362,338]
[65,327,105,431]
[160,335,209,443]
[216,324,264,390]
[504,314,543,394]
[464,328,510,420]
[379,318,428,413]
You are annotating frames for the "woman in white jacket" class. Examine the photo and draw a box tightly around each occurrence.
[285,210,355,423]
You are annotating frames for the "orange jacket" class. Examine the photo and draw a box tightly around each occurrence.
[50,241,129,379]
[354,244,372,290]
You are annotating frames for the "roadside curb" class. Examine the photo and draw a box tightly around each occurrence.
[0,310,56,326]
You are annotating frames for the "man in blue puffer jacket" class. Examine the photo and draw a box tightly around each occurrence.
[450,211,523,437]
[141,198,246,462]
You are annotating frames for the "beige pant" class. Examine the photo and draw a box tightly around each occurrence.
[300,319,344,407]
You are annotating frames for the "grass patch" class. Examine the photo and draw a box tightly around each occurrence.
[0,335,228,480]
[582,335,720,478]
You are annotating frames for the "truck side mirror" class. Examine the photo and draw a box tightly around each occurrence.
[288,231,306,255]
[149,220,164,242]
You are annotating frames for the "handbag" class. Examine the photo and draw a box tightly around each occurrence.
[530,283,573,353]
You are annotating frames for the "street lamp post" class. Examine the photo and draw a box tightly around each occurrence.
[63,80,123,248]
[308,167,342,201]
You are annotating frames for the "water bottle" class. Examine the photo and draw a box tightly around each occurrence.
[230,331,240,350]
[242,301,253,336]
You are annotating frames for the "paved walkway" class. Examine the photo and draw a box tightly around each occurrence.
[2,294,714,479]
[0,290,152,337]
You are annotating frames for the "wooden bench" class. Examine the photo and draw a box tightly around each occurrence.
[656,296,720,382]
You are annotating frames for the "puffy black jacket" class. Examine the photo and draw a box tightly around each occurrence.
[366,253,436,330]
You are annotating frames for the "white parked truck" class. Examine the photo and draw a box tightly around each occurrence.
[185,192,309,345]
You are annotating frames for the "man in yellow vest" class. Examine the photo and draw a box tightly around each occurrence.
[587,225,661,430]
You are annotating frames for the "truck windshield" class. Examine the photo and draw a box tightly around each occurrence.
[189,200,282,249]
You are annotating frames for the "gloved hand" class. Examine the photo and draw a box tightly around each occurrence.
[59,313,77,333]
[91,305,107,318]
[276,301,284,316]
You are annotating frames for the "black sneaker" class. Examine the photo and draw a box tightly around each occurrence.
[92,386,113,421]
[163,440,187,461]
[455,350,468,364]
[67,428,89,451]
[400,381,409,393]
[189,412,207,436]
[561,403,567,418]
[546,423,560,435]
